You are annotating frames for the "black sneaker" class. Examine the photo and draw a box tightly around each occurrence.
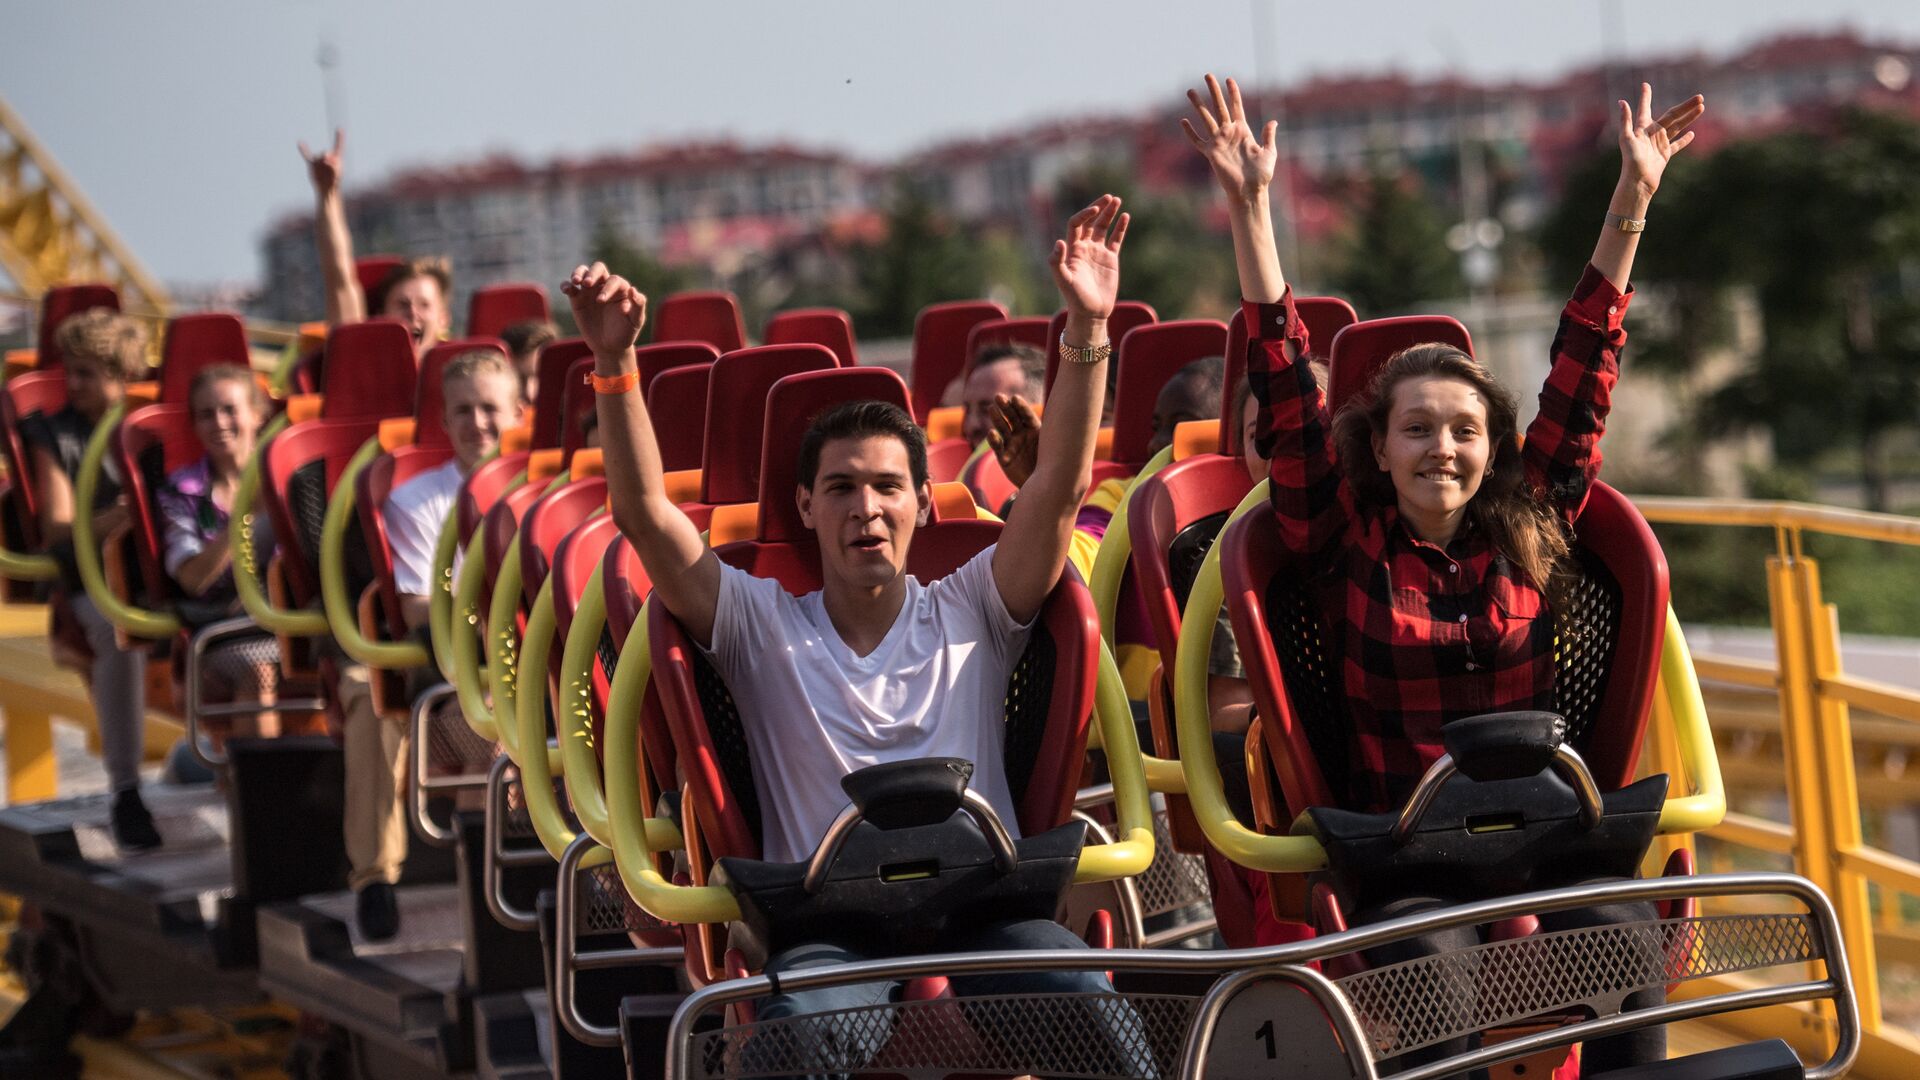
[108,790,162,852]
[355,883,401,942]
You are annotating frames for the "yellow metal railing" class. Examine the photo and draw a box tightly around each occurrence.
[1634,495,1920,1072]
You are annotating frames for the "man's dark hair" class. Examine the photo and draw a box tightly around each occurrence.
[796,400,929,490]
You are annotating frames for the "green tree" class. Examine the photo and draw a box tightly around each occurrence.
[848,183,991,338]
[1539,110,1920,510]
[1330,169,1464,316]
[1053,163,1232,320]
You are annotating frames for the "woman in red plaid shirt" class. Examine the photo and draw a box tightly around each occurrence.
[1185,74,1704,1075]
[1183,74,1703,815]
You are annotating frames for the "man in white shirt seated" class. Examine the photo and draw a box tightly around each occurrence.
[344,349,523,940]
[570,196,1131,1027]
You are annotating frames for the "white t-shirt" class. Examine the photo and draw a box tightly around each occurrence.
[701,545,1033,863]
[384,459,463,596]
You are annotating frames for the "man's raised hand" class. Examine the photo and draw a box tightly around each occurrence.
[1181,74,1277,208]
[1050,195,1128,322]
[1619,84,1704,198]
[298,129,345,197]
[563,262,648,360]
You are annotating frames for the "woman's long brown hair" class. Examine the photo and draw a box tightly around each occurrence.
[1329,344,1570,595]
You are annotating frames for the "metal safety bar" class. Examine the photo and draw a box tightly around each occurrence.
[483,754,545,932]
[553,834,681,1046]
[183,613,327,770]
[409,683,489,848]
[665,871,1857,1080]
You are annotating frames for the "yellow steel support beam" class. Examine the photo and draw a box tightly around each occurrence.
[0,94,168,312]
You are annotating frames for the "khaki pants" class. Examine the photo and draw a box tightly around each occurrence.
[337,661,409,891]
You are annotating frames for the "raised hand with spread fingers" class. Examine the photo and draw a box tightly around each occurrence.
[1593,83,1705,291]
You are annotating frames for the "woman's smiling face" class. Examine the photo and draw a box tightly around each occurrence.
[1371,374,1491,541]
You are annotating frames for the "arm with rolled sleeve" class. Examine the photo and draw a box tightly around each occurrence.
[1523,266,1629,523]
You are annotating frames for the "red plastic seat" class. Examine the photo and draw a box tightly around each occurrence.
[961,318,1049,380]
[647,365,1100,981]
[354,256,405,304]
[1325,315,1472,427]
[36,284,121,370]
[519,478,609,610]
[653,291,746,353]
[157,313,253,405]
[925,438,975,485]
[1108,320,1230,470]
[528,339,593,448]
[1044,301,1158,397]
[907,300,1005,424]
[764,308,857,367]
[1,371,70,556]
[467,283,550,338]
[411,338,507,451]
[646,365,711,475]
[318,319,421,420]
[687,345,840,519]
[116,403,222,619]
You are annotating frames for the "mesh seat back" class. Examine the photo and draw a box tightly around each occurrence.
[262,417,384,608]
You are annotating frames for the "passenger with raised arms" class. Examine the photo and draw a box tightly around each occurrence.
[299,130,453,359]
[1187,71,1702,1071]
[573,196,1126,1026]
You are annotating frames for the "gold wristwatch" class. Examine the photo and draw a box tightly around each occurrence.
[1605,211,1646,234]
[1057,335,1113,365]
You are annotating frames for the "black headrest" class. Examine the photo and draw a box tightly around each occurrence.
[840,759,975,831]
[1443,711,1568,783]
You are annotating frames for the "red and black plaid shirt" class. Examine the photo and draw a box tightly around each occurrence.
[1247,264,1630,813]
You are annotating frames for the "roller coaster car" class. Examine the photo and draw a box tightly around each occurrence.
[764,306,858,367]
[466,282,550,339]
[645,366,1104,987]
[651,290,747,353]
[0,370,71,600]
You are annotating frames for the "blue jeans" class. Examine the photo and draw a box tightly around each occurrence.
[754,918,1155,1079]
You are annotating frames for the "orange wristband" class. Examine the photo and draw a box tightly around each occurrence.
[589,369,641,395]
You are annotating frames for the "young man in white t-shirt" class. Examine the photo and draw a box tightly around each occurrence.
[570,196,1131,1024]
[344,349,523,940]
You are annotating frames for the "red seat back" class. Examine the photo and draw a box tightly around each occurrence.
[646,365,711,474]
[36,284,121,370]
[1327,315,1473,418]
[603,536,675,789]
[908,300,1005,423]
[557,357,598,461]
[479,480,549,619]
[115,404,212,608]
[530,339,593,448]
[1,371,69,546]
[962,318,1049,387]
[636,342,720,396]
[467,283,549,339]
[1044,300,1157,397]
[1126,454,1258,694]
[320,319,420,420]
[699,345,839,506]
[1110,320,1229,468]
[925,437,973,485]
[457,451,528,540]
[653,291,746,353]
[764,308,857,367]
[159,313,252,405]
[1223,297,1359,456]
[261,417,388,606]
[755,368,914,544]
[354,256,405,304]
[416,338,509,450]
[554,514,623,646]
[357,444,460,633]
[520,478,610,606]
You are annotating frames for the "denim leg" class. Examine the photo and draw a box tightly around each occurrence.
[1536,890,1666,1071]
[951,918,1159,1079]
[750,941,895,1080]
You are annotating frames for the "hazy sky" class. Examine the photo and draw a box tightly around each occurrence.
[11,0,1920,287]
